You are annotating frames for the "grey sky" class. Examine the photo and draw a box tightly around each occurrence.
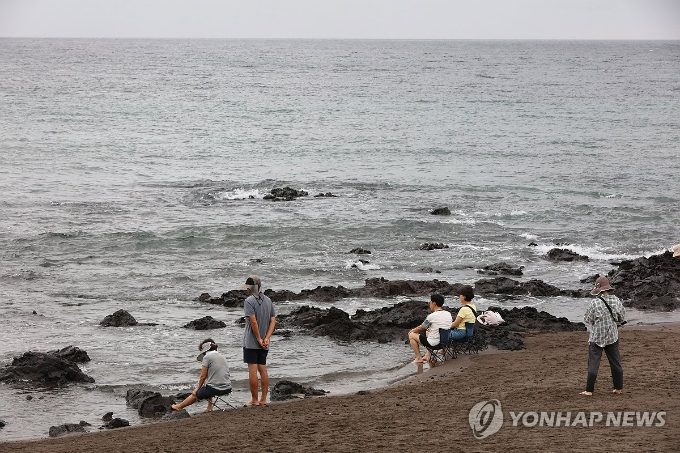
[0,0,678,39]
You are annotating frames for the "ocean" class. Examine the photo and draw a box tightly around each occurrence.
[0,38,678,440]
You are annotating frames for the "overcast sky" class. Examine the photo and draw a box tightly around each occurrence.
[0,0,678,40]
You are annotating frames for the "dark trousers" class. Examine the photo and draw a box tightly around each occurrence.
[586,340,623,392]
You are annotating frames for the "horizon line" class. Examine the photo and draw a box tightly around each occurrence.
[1,36,678,41]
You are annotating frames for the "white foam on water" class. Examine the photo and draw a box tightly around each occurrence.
[439,217,478,225]
[532,243,659,262]
[216,188,264,200]
[520,232,539,240]
[437,211,505,227]
[345,260,381,271]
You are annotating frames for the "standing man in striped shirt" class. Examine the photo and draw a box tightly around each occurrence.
[581,276,625,396]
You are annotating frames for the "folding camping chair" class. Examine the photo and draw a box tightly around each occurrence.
[211,390,237,411]
[448,321,486,357]
[424,328,451,366]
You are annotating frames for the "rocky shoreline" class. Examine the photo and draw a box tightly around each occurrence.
[1,250,676,439]
[199,250,679,311]
[194,248,678,350]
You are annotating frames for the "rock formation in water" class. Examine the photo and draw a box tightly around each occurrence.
[605,250,680,311]
[198,276,587,308]
[429,207,451,215]
[545,248,589,262]
[419,243,449,251]
[102,418,130,429]
[125,389,176,418]
[477,262,524,276]
[183,316,227,330]
[0,348,95,386]
[263,187,308,201]
[48,423,86,437]
[277,300,585,351]
[100,309,138,327]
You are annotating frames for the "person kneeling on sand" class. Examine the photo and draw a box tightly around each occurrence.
[408,294,452,364]
[172,338,232,412]
[580,276,625,396]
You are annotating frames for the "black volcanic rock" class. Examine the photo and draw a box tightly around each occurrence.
[271,380,327,402]
[546,248,589,262]
[474,277,568,297]
[0,351,94,386]
[420,242,449,251]
[49,423,86,437]
[299,285,351,302]
[430,207,451,216]
[348,248,372,255]
[352,279,465,298]
[50,346,90,363]
[263,187,308,201]
[197,275,595,316]
[219,290,248,307]
[606,251,680,311]
[314,192,338,198]
[126,389,157,409]
[487,306,586,333]
[103,418,130,429]
[125,389,175,418]
[477,262,524,276]
[474,306,586,351]
[183,316,226,330]
[100,309,138,327]
[265,289,300,302]
[352,300,430,329]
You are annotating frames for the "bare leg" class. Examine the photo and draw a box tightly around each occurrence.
[171,393,197,411]
[258,364,269,404]
[205,397,214,412]
[408,331,424,362]
[247,363,260,406]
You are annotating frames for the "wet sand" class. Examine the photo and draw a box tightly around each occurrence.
[2,324,678,453]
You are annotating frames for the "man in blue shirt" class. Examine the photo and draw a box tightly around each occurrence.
[242,275,276,406]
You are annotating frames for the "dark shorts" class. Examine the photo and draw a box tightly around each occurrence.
[419,332,437,348]
[243,347,269,365]
[195,385,231,401]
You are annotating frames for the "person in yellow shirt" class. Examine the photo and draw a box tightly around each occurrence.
[450,285,477,341]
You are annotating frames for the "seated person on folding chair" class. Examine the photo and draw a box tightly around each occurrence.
[172,338,232,412]
[408,294,452,364]
[450,285,477,341]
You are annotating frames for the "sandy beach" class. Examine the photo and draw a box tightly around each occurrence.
[2,324,678,453]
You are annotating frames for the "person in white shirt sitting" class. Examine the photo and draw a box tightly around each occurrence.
[407,294,453,364]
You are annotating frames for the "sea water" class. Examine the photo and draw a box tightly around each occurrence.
[0,39,679,440]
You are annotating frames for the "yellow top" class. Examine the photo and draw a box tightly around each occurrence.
[455,303,477,330]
